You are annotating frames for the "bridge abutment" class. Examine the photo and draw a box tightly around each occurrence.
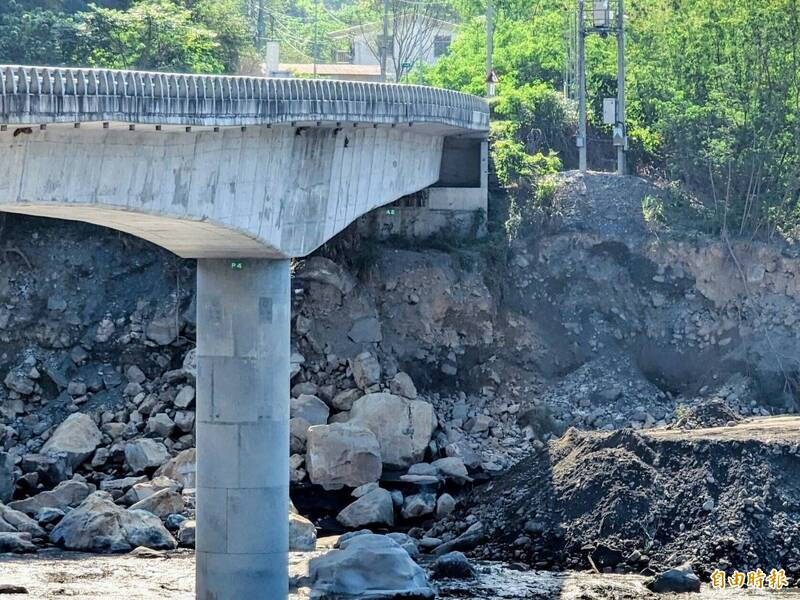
[196,258,290,600]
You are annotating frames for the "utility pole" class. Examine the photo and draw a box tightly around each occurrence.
[575,0,625,174]
[380,0,389,82]
[486,0,494,97]
[577,0,587,172]
[313,0,320,78]
[256,0,266,50]
[563,6,571,99]
[615,0,626,175]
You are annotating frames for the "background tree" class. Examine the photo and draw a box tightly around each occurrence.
[350,0,455,81]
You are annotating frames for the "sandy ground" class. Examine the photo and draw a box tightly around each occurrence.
[2,548,799,599]
[647,415,800,443]
[0,546,334,599]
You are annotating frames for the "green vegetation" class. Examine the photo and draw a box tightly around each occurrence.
[425,0,800,241]
[0,0,251,72]
[641,195,665,227]
[0,0,798,241]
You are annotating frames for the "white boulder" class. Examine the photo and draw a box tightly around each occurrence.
[306,423,382,491]
[41,413,102,469]
[349,393,437,468]
[50,491,177,552]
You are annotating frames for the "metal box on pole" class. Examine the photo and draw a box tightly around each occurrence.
[593,0,609,27]
[603,98,616,125]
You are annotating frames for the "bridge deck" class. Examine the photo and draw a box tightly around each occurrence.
[0,65,489,134]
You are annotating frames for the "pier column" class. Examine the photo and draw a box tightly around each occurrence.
[195,258,290,600]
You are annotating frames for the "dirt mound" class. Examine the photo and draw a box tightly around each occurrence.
[669,399,743,430]
[433,418,800,581]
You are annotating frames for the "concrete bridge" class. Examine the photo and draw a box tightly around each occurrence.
[0,66,489,599]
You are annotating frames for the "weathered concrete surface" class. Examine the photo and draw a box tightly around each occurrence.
[0,126,444,258]
[195,258,291,599]
[0,65,489,258]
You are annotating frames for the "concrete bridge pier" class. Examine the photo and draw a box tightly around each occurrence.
[195,258,291,600]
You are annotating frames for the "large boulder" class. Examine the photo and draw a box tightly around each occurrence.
[646,564,701,593]
[289,504,317,551]
[350,352,381,390]
[0,503,46,538]
[349,393,437,469]
[125,476,182,504]
[21,453,72,488]
[0,452,14,504]
[146,413,175,438]
[290,417,312,454]
[0,531,36,553]
[389,372,418,399]
[129,489,185,519]
[154,448,196,488]
[336,488,395,529]
[330,388,361,411]
[50,491,177,553]
[9,480,92,515]
[309,534,433,598]
[306,423,382,491]
[4,370,34,395]
[291,395,330,426]
[431,457,471,484]
[295,257,356,296]
[177,519,196,546]
[41,413,102,469]
[400,493,436,520]
[431,551,476,580]
[145,314,178,346]
[125,439,170,474]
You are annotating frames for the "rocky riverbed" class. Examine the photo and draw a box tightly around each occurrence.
[3,549,798,599]
[1,173,799,597]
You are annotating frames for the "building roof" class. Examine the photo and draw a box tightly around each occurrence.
[278,63,382,77]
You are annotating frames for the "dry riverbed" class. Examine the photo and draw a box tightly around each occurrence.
[2,549,798,599]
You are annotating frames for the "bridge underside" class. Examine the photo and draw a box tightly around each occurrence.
[0,203,281,258]
[0,124,445,258]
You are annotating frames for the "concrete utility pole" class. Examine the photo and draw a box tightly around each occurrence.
[380,0,389,82]
[256,0,266,50]
[563,6,573,99]
[616,0,626,175]
[313,0,320,78]
[486,0,494,97]
[577,0,587,172]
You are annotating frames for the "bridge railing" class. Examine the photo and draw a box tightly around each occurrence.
[0,65,489,131]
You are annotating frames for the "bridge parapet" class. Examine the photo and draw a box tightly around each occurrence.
[0,65,488,131]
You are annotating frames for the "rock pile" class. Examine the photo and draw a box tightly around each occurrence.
[290,353,474,534]
[3,172,800,589]
[437,420,800,581]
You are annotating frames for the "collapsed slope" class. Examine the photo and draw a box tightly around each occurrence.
[438,410,800,580]
[0,172,798,567]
